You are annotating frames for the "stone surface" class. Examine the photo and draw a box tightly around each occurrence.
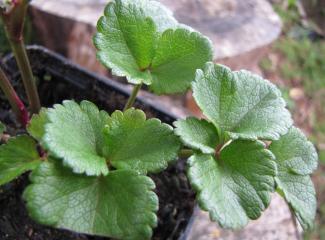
[159,0,281,59]
[30,0,281,60]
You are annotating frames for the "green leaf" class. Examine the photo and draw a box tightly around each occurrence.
[192,63,293,140]
[27,108,49,141]
[44,100,109,176]
[174,117,219,154]
[150,28,213,94]
[188,140,276,229]
[270,127,318,230]
[94,0,213,94]
[94,0,157,85]
[276,172,316,230]
[0,135,42,185]
[269,127,318,175]
[104,108,181,174]
[0,121,5,136]
[122,0,178,32]
[24,162,158,240]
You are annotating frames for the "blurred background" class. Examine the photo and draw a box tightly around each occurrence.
[0,0,324,239]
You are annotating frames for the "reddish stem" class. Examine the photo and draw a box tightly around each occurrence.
[1,0,41,114]
[215,143,223,160]
[0,65,29,127]
[14,94,29,127]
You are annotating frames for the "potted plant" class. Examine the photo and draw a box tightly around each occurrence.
[0,0,318,240]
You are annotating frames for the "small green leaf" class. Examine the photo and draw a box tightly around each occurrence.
[174,117,219,154]
[94,0,157,85]
[0,135,42,185]
[188,140,276,229]
[27,108,49,141]
[44,100,109,176]
[192,63,293,140]
[104,108,181,174]
[0,121,5,136]
[94,0,213,94]
[270,127,318,230]
[150,28,213,94]
[24,162,158,240]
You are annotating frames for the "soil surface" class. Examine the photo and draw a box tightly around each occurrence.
[0,49,195,240]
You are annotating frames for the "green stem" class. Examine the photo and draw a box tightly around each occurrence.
[178,149,194,159]
[0,65,29,127]
[123,83,142,111]
[7,38,41,114]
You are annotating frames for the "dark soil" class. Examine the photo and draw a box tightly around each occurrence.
[0,47,195,240]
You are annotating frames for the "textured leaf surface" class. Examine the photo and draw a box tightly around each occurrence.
[192,63,292,140]
[270,127,318,230]
[94,0,157,85]
[174,117,218,154]
[44,100,109,176]
[94,0,212,94]
[27,108,49,141]
[0,121,5,135]
[122,0,178,32]
[0,136,41,185]
[269,127,318,175]
[188,140,276,229]
[104,108,181,173]
[24,162,158,240]
[150,28,213,94]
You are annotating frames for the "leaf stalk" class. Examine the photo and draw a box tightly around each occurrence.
[123,83,142,111]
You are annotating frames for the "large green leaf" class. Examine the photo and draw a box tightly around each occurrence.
[150,28,213,94]
[27,108,49,142]
[44,100,109,176]
[188,140,276,229]
[94,0,213,94]
[104,108,181,174]
[270,127,318,230]
[174,117,219,154]
[0,135,42,185]
[192,63,293,140]
[24,162,158,240]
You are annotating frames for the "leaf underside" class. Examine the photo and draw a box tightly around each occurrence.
[0,135,41,185]
[192,63,293,140]
[104,108,181,174]
[270,127,318,230]
[94,0,213,94]
[44,100,109,176]
[188,140,276,229]
[24,161,158,240]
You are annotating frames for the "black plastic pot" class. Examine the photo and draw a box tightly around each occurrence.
[0,46,195,240]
